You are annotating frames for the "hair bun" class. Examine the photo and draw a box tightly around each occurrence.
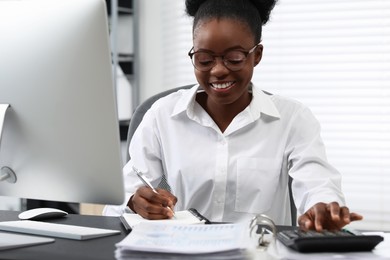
[185,0,208,17]
[250,0,277,24]
[186,0,277,24]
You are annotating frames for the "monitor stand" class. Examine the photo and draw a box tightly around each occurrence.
[0,104,17,183]
[1,104,52,250]
[0,104,9,141]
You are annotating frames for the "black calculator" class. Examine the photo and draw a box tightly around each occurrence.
[276,228,384,253]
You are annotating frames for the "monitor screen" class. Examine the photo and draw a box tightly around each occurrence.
[0,0,125,205]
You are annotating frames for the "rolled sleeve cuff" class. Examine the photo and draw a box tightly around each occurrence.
[102,193,134,216]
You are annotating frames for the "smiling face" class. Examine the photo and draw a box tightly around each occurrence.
[193,18,263,111]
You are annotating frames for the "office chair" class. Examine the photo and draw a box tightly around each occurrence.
[126,84,297,225]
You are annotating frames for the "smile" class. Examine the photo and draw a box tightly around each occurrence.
[210,82,234,90]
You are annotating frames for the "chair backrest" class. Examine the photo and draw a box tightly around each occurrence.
[125,84,297,225]
[126,85,194,191]
[126,84,194,162]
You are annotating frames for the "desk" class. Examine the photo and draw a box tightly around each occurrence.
[1,210,387,260]
[0,210,127,260]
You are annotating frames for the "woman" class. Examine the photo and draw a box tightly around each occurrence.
[104,0,362,231]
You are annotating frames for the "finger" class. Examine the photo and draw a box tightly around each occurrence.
[158,195,176,218]
[350,212,363,221]
[298,214,313,231]
[154,190,175,213]
[156,189,178,208]
[340,207,351,224]
[328,202,341,222]
[314,205,327,231]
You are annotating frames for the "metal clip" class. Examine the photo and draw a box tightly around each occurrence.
[249,214,277,251]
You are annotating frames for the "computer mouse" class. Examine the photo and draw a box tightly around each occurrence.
[18,207,68,221]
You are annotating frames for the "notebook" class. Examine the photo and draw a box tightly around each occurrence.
[119,208,210,231]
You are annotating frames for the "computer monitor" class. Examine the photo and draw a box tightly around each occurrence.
[0,0,125,206]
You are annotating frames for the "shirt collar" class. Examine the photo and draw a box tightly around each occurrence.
[250,84,281,119]
[171,84,201,117]
[171,83,281,119]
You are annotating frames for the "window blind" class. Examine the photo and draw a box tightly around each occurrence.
[159,0,390,231]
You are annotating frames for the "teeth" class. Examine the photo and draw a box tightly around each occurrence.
[211,82,233,89]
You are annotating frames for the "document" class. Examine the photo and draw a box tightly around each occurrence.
[115,222,255,259]
[119,208,210,230]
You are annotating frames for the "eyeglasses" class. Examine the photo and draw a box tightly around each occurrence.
[188,44,259,72]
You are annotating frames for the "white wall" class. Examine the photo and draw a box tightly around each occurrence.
[136,0,195,102]
[136,0,164,102]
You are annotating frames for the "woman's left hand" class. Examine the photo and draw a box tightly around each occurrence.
[298,202,363,231]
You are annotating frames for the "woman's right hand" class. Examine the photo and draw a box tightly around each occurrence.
[128,186,177,220]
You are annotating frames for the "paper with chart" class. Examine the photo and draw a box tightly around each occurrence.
[116,222,251,254]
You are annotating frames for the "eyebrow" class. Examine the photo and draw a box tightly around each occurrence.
[194,45,249,54]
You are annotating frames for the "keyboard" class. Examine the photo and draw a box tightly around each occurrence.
[0,220,121,240]
[277,228,384,253]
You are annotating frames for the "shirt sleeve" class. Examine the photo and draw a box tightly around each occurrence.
[286,106,346,215]
[102,192,133,216]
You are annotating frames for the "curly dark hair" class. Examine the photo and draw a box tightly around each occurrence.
[185,0,278,42]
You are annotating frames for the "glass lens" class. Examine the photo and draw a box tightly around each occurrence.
[193,52,215,71]
[224,51,246,70]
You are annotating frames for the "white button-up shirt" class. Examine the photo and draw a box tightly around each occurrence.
[104,84,345,225]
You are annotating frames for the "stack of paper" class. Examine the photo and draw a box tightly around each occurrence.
[115,222,255,260]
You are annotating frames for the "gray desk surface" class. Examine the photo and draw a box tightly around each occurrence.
[0,210,128,260]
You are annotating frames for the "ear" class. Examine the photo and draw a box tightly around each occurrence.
[254,44,263,67]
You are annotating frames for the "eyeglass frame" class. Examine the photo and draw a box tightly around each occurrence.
[187,43,260,72]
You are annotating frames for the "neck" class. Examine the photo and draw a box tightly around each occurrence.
[196,91,252,133]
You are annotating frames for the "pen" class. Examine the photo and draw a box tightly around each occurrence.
[132,166,175,217]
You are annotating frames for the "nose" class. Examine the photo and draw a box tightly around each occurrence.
[210,57,229,76]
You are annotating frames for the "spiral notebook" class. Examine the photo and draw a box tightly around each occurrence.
[119,208,211,231]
